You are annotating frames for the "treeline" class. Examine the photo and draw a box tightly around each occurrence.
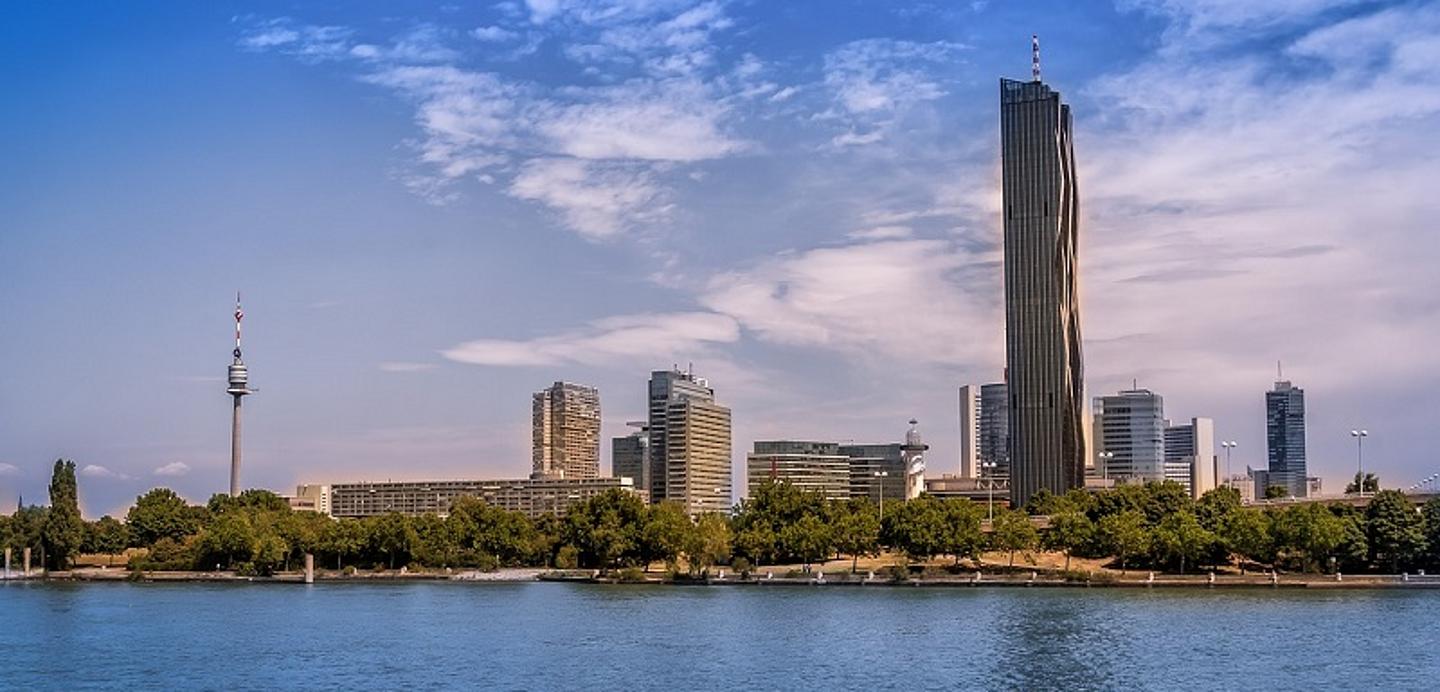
[4,460,1440,576]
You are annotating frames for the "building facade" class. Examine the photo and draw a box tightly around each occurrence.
[1266,380,1308,498]
[288,484,330,514]
[664,396,733,515]
[746,441,852,500]
[328,477,637,519]
[841,443,907,504]
[1000,74,1086,506]
[959,383,1010,480]
[647,368,716,503]
[532,381,601,480]
[1096,389,1166,484]
[612,423,649,501]
[1164,417,1217,498]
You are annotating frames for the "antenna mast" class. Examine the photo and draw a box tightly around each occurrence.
[1032,35,1041,82]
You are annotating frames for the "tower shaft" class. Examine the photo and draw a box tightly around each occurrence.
[231,396,243,497]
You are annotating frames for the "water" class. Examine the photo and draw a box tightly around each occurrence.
[2,582,1436,690]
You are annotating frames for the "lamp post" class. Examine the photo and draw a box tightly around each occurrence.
[1097,452,1114,486]
[981,461,997,521]
[873,470,889,520]
[1350,430,1369,497]
[1221,441,1238,490]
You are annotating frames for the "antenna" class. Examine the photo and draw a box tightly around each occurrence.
[1031,35,1041,82]
[233,292,244,358]
[1277,360,1283,380]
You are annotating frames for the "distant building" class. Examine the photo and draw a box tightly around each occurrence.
[532,382,601,480]
[902,420,929,500]
[841,443,907,504]
[1266,379,1308,498]
[746,441,851,500]
[959,383,1010,480]
[1226,474,1256,504]
[648,368,719,504]
[925,474,1009,505]
[1165,417,1217,498]
[1001,72,1086,506]
[663,386,732,515]
[1096,389,1166,484]
[611,423,649,501]
[1307,476,1323,497]
[959,385,978,478]
[288,484,330,514]
[328,477,637,519]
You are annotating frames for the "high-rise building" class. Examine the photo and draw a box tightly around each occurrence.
[664,396,732,515]
[532,382,601,480]
[1266,379,1308,497]
[1096,389,1165,484]
[1000,45,1086,507]
[959,383,1010,480]
[647,368,716,502]
[1165,417,1217,498]
[746,441,851,500]
[612,422,649,501]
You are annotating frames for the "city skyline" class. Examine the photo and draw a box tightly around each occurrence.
[4,2,1440,517]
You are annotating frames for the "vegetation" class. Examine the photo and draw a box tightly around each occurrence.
[4,466,1438,577]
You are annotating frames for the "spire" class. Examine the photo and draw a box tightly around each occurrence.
[1032,34,1041,82]
[233,292,244,359]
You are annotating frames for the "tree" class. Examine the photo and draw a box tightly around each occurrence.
[1219,508,1272,572]
[779,514,831,573]
[320,518,366,570]
[1045,511,1092,573]
[1272,503,1346,572]
[830,499,881,572]
[990,507,1038,568]
[367,512,416,569]
[1366,490,1426,572]
[1345,472,1380,495]
[640,502,692,571]
[126,488,200,547]
[734,522,777,566]
[43,459,85,570]
[1098,510,1150,574]
[563,489,645,570]
[197,511,256,569]
[685,513,731,577]
[881,495,946,562]
[1264,485,1289,500]
[1424,498,1440,570]
[940,500,986,566]
[84,516,131,566]
[1151,510,1214,574]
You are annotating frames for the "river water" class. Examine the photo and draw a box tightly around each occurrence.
[3,582,1435,690]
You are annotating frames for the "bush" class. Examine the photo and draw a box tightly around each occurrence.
[730,557,752,579]
[131,536,198,571]
[616,567,648,583]
[554,545,579,570]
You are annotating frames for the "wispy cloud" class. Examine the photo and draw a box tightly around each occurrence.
[152,461,191,477]
[0,462,19,476]
[379,361,439,373]
[443,311,739,366]
[80,464,132,481]
[820,39,968,147]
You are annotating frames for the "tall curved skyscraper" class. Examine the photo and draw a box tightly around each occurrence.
[1000,58,1085,506]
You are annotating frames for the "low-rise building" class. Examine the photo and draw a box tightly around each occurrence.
[328,477,638,519]
[746,441,852,500]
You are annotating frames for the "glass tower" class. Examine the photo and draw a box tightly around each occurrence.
[1000,75,1085,506]
[1266,380,1308,497]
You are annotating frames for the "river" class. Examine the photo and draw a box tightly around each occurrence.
[3,582,1434,689]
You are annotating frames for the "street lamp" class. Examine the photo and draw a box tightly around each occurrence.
[1097,452,1114,485]
[873,470,889,520]
[1221,441,1238,490]
[1350,430,1369,497]
[980,461,997,521]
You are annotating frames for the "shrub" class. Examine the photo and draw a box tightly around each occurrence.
[616,567,648,583]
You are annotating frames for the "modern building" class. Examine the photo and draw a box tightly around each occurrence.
[1000,48,1086,506]
[288,484,330,514]
[532,381,601,480]
[1095,389,1166,485]
[328,477,638,519]
[841,443,907,504]
[746,441,852,500]
[647,368,718,503]
[925,474,1010,506]
[664,396,733,515]
[1266,379,1308,497]
[1165,417,1217,498]
[959,383,1010,480]
[611,422,649,501]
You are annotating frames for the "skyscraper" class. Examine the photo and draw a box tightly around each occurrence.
[1266,379,1308,498]
[532,382,601,480]
[648,368,731,512]
[1096,389,1165,484]
[1001,40,1085,506]
[959,383,1011,480]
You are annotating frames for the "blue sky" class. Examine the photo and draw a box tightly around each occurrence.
[3,0,1438,516]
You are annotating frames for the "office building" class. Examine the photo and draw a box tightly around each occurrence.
[959,383,1010,480]
[841,443,907,504]
[1266,379,1308,497]
[1165,417,1217,498]
[664,395,733,515]
[532,382,601,480]
[612,423,649,501]
[1095,389,1166,484]
[959,385,978,478]
[647,368,717,503]
[287,484,330,514]
[328,477,637,519]
[1001,46,1086,506]
[746,441,852,500]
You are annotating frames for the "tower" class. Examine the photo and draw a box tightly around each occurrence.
[531,381,602,480]
[226,294,253,497]
[1266,378,1307,498]
[1001,38,1085,506]
[901,419,928,500]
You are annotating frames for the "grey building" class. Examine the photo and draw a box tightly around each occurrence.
[1266,380,1308,497]
[612,423,649,501]
[665,395,733,515]
[1000,70,1086,506]
[532,381,601,480]
[747,441,851,500]
[1096,389,1165,484]
[328,477,638,519]
[1164,417,1217,498]
[647,368,716,503]
[841,443,907,504]
[959,382,1010,480]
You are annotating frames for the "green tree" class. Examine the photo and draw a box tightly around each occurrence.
[1045,511,1093,573]
[1345,472,1380,495]
[779,514,831,573]
[1098,510,1150,574]
[829,499,881,572]
[83,516,132,566]
[1219,507,1273,572]
[1151,510,1214,574]
[126,488,200,546]
[320,518,366,570]
[940,499,986,566]
[3,504,47,558]
[1264,485,1289,500]
[1272,503,1346,572]
[562,489,645,570]
[640,502,692,571]
[1023,488,1058,516]
[734,522,777,566]
[990,507,1038,568]
[685,513,731,577]
[881,495,946,562]
[367,512,417,569]
[1424,498,1440,570]
[42,459,85,570]
[197,511,256,569]
[1366,490,1426,572]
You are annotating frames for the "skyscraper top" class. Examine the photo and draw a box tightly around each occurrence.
[1032,34,1041,82]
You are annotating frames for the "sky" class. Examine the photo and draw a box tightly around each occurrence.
[2,0,1438,517]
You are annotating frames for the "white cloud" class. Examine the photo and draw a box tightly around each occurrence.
[0,462,19,476]
[847,225,913,241]
[472,25,520,42]
[379,361,439,372]
[152,462,191,477]
[508,158,668,239]
[238,19,353,60]
[536,81,745,161]
[80,465,132,481]
[821,39,967,147]
[443,311,740,366]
